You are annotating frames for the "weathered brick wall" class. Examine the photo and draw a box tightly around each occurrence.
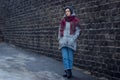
[0,30,3,42]
[1,0,120,80]
[0,0,6,42]
[0,18,3,42]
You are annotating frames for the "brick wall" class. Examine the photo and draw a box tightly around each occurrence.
[0,18,3,42]
[0,19,3,42]
[0,0,7,42]
[1,0,120,80]
[0,30,3,42]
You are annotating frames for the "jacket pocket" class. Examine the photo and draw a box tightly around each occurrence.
[59,37,67,45]
[68,38,74,46]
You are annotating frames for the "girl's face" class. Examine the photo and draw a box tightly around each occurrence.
[65,8,71,17]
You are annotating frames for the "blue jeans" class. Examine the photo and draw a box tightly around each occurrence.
[61,47,74,70]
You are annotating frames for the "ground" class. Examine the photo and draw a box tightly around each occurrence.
[0,42,97,80]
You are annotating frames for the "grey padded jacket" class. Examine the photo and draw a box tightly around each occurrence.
[58,21,80,51]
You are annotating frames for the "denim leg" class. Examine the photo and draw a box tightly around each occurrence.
[61,47,69,70]
[68,47,74,69]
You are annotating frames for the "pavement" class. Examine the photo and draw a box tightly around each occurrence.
[0,42,97,80]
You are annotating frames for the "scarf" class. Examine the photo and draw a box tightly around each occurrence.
[60,16,80,37]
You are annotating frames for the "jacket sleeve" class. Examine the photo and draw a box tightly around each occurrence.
[73,26,80,40]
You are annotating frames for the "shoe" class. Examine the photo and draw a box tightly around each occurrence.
[63,70,67,77]
[67,69,72,79]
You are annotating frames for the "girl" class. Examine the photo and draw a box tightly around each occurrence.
[58,6,80,79]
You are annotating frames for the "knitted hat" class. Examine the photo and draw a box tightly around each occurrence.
[64,6,74,14]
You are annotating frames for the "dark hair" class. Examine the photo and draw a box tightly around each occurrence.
[64,6,73,14]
